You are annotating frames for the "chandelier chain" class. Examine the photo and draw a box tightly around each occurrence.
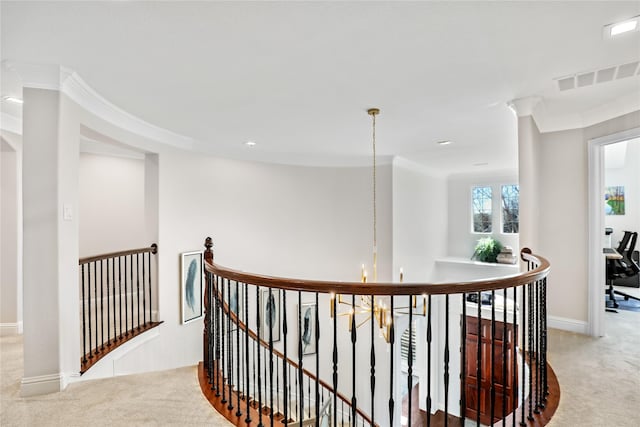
[372,111,377,281]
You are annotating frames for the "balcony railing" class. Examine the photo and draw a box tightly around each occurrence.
[78,244,162,373]
[199,238,557,426]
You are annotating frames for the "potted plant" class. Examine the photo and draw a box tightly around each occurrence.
[472,237,503,263]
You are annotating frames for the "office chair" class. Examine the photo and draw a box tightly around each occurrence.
[607,231,640,310]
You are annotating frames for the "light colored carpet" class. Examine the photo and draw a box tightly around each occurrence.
[2,310,639,426]
[546,309,640,426]
[0,334,231,426]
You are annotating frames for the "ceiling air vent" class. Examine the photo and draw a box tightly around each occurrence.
[616,62,640,79]
[556,61,640,91]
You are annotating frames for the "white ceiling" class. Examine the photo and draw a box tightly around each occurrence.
[2,1,640,173]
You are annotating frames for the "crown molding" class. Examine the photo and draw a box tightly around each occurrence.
[529,91,640,134]
[2,61,193,150]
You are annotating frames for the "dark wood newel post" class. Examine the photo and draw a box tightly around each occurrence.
[204,237,214,369]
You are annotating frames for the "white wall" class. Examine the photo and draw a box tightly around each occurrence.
[447,170,519,259]
[605,140,640,247]
[1,140,20,331]
[533,111,640,325]
[392,157,448,282]
[78,152,146,257]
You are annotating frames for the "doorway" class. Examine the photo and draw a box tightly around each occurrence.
[587,128,640,336]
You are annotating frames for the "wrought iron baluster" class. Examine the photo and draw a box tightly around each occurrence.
[444,294,450,427]
[147,251,152,323]
[283,289,289,426]
[93,261,98,354]
[221,276,227,404]
[491,290,496,424]
[129,254,133,334]
[315,292,320,427]
[81,264,87,364]
[389,295,395,426]
[100,260,105,351]
[476,291,481,427]
[269,287,275,427]
[298,291,304,425]
[528,280,534,422]
[512,286,517,427]
[236,281,242,418]
[88,262,93,358]
[142,253,147,326]
[333,293,338,427]
[215,275,221,397]
[106,259,111,346]
[521,282,526,425]
[370,294,375,426]
[460,293,466,426]
[118,256,123,338]
[408,298,414,427]
[124,255,128,336]
[256,285,263,427]
[227,278,234,411]
[502,287,508,426]
[427,294,432,427]
[245,282,251,424]
[351,294,357,426]
[136,253,141,330]
[113,257,118,340]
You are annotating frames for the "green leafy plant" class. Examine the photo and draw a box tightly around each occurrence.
[472,237,503,263]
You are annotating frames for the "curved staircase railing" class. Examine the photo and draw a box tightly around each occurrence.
[199,238,558,427]
[79,244,162,373]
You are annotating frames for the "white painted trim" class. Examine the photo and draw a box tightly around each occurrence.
[2,61,193,150]
[20,372,63,396]
[547,315,589,335]
[587,127,640,337]
[533,94,640,133]
[0,321,23,335]
[0,112,22,134]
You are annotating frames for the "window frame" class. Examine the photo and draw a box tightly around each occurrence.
[471,185,493,234]
[500,184,520,235]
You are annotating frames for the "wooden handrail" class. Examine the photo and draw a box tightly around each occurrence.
[210,280,374,425]
[79,244,158,265]
[204,248,549,296]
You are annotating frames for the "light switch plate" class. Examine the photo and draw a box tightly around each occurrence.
[63,204,73,221]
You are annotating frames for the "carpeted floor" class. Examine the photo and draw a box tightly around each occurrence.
[0,334,231,426]
[1,310,639,426]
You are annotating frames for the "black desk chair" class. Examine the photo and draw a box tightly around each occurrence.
[606,231,640,310]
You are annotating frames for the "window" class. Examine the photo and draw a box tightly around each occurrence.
[501,184,519,233]
[472,186,492,233]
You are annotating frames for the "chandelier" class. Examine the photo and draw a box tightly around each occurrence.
[328,108,426,343]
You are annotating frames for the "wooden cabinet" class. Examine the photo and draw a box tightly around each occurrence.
[463,315,517,425]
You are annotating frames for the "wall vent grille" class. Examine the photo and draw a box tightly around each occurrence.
[556,62,640,91]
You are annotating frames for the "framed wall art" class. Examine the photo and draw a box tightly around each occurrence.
[261,288,280,342]
[181,251,203,324]
[299,302,317,356]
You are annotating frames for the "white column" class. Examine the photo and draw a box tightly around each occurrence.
[508,97,542,257]
[21,84,80,396]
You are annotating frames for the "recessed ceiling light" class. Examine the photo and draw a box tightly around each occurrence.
[473,162,489,167]
[2,96,23,104]
[244,141,256,147]
[611,20,638,36]
[604,16,640,39]
[436,140,452,145]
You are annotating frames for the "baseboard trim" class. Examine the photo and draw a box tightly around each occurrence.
[548,315,588,334]
[21,372,63,396]
[0,321,23,335]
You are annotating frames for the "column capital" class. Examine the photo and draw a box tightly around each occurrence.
[507,97,541,117]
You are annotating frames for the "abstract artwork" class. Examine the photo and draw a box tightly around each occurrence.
[261,289,280,342]
[299,302,317,355]
[605,186,625,215]
[181,251,203,324]
[225,280,243,318]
